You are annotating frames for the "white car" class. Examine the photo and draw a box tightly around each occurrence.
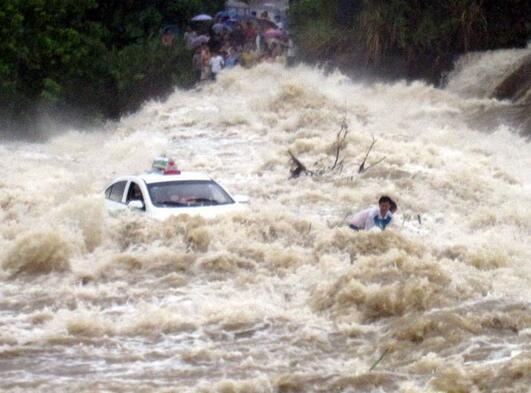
[104,158,248,220]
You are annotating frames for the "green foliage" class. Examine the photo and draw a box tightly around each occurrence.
[0,0,102,121]
[107,37,195,117]
[294,20,347,61]
[289,0,348,61]
[0,0,223,131]
[290,0,531,78]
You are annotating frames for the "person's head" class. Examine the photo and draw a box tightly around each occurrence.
[389,199,397,213]
[378,195,393,216]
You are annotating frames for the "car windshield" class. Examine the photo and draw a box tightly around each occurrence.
[147,180,234,208]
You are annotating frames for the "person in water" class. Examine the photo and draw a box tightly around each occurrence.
[349,196,396,231]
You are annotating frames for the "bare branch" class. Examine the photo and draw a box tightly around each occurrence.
[369,348,389,371]
[337,159,345,173]
[363,157,386,172]
[330,121,348,171]
[358,135,376,173]
[288,117,353,178]
[288,150,312,178]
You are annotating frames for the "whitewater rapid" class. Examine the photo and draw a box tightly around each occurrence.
[1,55,530,392]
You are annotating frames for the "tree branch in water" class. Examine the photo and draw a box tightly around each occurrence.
[288,150,313,178]
[330,119,349,172]
[358,135,376,173]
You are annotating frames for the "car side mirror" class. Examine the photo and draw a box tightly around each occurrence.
[234,195,250,204]
[128,200,144,210]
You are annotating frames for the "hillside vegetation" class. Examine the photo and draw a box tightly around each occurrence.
[1,0,529,133]
[289,0,530,81]
[0,0,223,133]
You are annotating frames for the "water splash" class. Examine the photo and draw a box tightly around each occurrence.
[0,59,530,392]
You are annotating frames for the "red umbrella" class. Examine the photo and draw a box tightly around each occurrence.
[263,28,285,39]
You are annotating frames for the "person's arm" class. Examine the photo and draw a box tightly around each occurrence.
[350,207,370,228]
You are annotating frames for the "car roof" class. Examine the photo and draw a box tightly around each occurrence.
[137,171,213,184]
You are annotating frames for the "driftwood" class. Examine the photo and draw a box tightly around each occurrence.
[369,348,389,371]
[358,135,385,173]
[288,150,312,178]
[330,119,348,172]
[289,119,350,178]
[288,119,387,178]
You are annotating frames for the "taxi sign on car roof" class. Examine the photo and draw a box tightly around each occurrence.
[152,157,181,175]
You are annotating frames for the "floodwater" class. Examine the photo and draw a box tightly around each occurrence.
[1,48,530,392]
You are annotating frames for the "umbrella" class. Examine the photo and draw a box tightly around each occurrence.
[233,14,253,21]
[160,24,180,36]
[212,22,226,34]
[216,11,229,18]
[263,28,285,39]
[253,18,278,30]
[265,37,288,46]
[190,35,210,48]
[191,14,213,22]
[224,18,239,26]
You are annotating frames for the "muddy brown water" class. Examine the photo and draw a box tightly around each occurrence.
[1,56,530,392]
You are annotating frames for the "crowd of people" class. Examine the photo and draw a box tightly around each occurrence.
[179,11,295,82]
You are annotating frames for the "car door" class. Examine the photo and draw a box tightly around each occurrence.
[124,180,147,214]
[105,180,128,213]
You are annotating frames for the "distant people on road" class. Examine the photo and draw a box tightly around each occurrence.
[177,9,295,84]
[349,196,396,231]
[244,22,257,42]
[200,45,212,81]
[162,31,174,46]
[209,51,224,80]
[241,44,258,67]
[184,26,197,50]
[192,48,203,82]
[274,15,284,30]
[287,36,296,67]
[224,47,240,69]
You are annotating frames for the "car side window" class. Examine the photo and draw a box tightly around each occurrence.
[105,186,112,199]
[109,181,127,203]
[126,182,144,203]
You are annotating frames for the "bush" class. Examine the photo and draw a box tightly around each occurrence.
[107,37,195,117]
[289,0,531,81]
[0,0,224,133]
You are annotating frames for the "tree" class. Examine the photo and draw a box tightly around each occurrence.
[0,0,225,132]
[289,0,531,82]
